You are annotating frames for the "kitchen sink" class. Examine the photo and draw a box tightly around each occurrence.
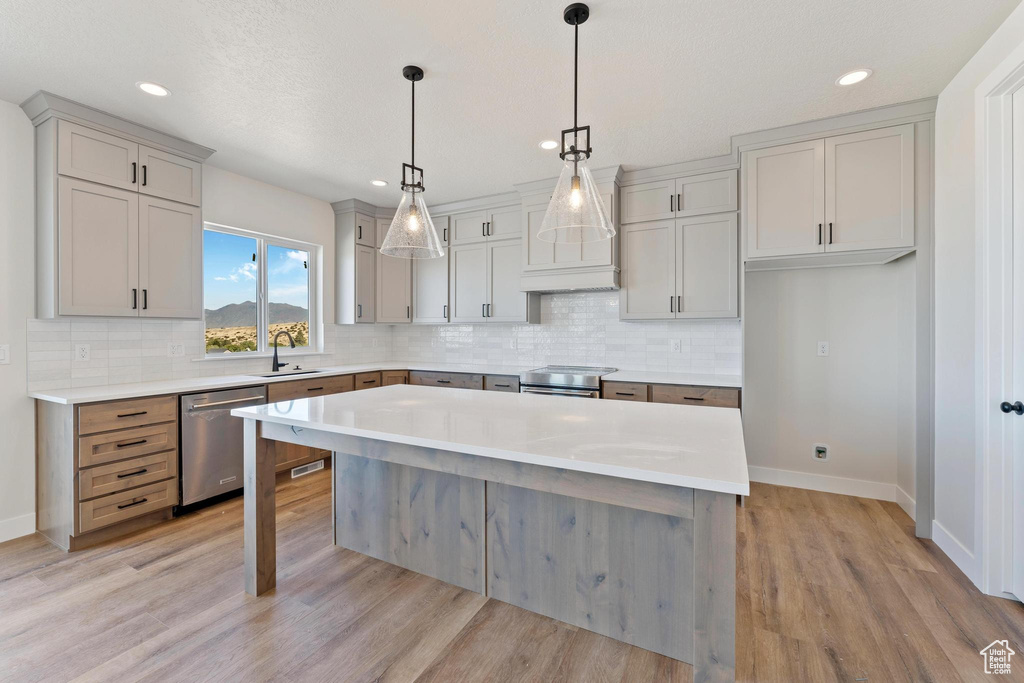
[250,369,328,379]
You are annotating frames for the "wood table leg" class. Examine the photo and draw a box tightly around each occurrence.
[243,418,275,595]
[693,489,736,682]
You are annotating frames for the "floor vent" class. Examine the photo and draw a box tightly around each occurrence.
[291,459,325,478]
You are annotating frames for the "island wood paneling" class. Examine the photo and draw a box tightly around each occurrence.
[693,489,736,682]
[486,481,696,663]
[243,419,275,596]
[333,452,485,593]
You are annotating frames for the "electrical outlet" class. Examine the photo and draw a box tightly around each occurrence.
[813,444,829,462]
[74,343,90,362]
[167,343,185,358]
[508,339,517,350]
[671,339,682,353]
[0,344,9,365]
[817,341,830,357]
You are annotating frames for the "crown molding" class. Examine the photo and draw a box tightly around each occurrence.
[20,91,215,161]
[330,198,379,215]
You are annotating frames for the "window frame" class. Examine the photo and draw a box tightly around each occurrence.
[203,221,322,357]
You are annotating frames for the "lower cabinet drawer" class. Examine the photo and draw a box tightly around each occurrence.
[78,395,177,435]
[79,450,177,500]
[79,421,177,468]
[409,371,484,390]
[354,371,381,389]
[484,375,520,392]
[650,384,741,408]
[79,479,178,533]
[267,374,354,402]
[601,382,649,401]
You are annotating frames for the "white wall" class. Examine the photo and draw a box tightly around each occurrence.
[0,99,37,541]
[933,1,1024,578]
[743,263,916,504]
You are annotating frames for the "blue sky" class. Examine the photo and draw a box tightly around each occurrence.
[203,230,309,310]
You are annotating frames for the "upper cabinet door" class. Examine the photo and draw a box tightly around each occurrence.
[676,214,738,319]
[355,244,376,323]
[57,121,139,192]
[413,216,449,323]
[675,170,737,217]
[58,177,139,317]
[619,220,677,320]
[138,197,202,318]
[450,211,488,245]
[138,145,202,206]
[355,212,375,247]
[449,243,488,323]
[487,240,526,322]
[487,205,521,240]
[621,179,675,224]
[745,139,825,258]
[825,125,915,252]
[375,216,410,323]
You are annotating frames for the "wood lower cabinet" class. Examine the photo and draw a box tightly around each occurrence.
[382,370,409,386]
[650,384,741,409]
[484,375,520,392]
[601,382,649,401]
[410,371,484,390]
[267,374,354,402]
[354,371,381,389]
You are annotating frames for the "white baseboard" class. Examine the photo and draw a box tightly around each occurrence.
[0,512,35,544]
[748,466,898,502]
[932,519,979,585]
[894,486,916,521]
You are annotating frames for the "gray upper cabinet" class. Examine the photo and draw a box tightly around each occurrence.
[27,93,213,318]
[355,212,375,247]
[413,216,450,323]
[451,210,488,245]
[333,203,377,324]
[138,145,202,206]
[621,170,737,225]
[376,217,412,324]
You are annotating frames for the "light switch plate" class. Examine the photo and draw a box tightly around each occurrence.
[0,344,9,365]
[74,343,90,362]
[817,341,830,357]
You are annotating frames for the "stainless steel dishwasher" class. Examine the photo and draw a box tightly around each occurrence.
[180,386,267,506]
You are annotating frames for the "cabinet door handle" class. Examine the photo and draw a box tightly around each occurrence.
[677,295,681,312]
[818,223,822,245]
[443,304,447,318]
[142,289,148,310]
[829,222,833,245]
[677,193,681,212]
[132,288,137,310]
[482,222,486,237]
[670,296,674,313]
[132,162,137,184]
[407,305,410,318]
[443,227,447,242]
[141,165,147,186]
[670,194,674,212]
[358,304,362,318]
[117,498,148,510]
[116,439,147,448]
[116,468,148,479]
[488,221,492,236]
[116,410,148,418]
[487,303,492,317]
[482,303,486,317]
[358,225,362,240]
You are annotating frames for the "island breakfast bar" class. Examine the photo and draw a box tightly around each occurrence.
[233,384,749,682]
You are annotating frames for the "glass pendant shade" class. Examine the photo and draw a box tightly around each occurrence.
[537,154,614,243]
[380,189,444,259]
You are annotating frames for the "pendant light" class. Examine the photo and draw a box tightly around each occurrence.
[380,65,444,259]
[537,3,614,244]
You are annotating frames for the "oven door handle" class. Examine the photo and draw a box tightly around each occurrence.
[521,387,599,398]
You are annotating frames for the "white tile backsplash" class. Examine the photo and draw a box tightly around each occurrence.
[25,292,740,391]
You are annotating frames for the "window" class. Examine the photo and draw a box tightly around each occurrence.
[203,223,319,356]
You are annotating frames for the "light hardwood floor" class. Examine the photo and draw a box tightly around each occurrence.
[1,469,1022,682]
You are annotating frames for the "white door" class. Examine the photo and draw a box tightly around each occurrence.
[745,139,825,258]
[621,179,675,224]
[676,214,738,319]
[354,244,375,322]
[449,243,488,322]
[1011,87,1024,601]
[56,120,139,192]
[57,177,139,316]
[825,125,915,252]
[450,210,488,245]
[487,240,526,322]
[138,145,202,206]
[619,220,676,320]
[138,196,202,318]
[376,218,411,323]
[488,205,522,240]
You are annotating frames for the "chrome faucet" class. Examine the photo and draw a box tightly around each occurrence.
[271,330,295,373]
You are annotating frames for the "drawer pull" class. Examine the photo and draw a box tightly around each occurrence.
[436,379,451,384]
[494,383,510,388]
[116,468,148,479]
[116,439,148,448]
[117,498,148,510]
[362,380,376,384]
[685,397,705,401]
[307,387,324,392]
[615,392,635,397]
[116,411,148,418]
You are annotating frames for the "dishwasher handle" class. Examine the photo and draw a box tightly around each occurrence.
[187,396,266,413]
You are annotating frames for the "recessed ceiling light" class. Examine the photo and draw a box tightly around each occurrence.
[136,81,170,97]
[836,69,872,86]
[371,179,388,187]
[539,140,559,150]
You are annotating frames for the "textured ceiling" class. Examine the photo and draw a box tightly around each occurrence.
[0,0,1018,206]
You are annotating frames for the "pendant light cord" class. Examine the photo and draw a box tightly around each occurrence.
[411,78,415,172]
[572,18,579,178]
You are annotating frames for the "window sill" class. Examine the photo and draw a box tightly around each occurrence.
[194,350,328,363]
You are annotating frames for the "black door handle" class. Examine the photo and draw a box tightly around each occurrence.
[142,165,147,186]
[829,222,833,244]
[117,469,148,479]
[443,304,447,318]
[670,194,674,212]
[1000,401,1024,415]
[142,289,147,310]
[117,498,148,510]
[132,162,137,184]
[132,288,137,310]
[818,223,822,245]
[358,225,362,240]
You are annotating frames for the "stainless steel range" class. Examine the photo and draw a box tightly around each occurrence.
[519,365,617,398]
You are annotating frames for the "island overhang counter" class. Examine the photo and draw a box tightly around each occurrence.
[233,384,749,682]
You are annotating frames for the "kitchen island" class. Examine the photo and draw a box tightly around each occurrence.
[233,384,748,682]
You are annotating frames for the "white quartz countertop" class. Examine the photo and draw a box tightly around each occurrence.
[232,384,750,496]
[29,360,742,405]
